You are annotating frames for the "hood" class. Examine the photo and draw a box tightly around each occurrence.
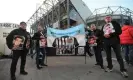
[122,25,130,31]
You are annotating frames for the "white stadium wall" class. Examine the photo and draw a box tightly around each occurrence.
[0,23,19,55]
[70,0,92,22]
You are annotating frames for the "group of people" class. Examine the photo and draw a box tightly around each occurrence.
[5,15,133,80]
[6,22,47,80]
[85,16,133,78]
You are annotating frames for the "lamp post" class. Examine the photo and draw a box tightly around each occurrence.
[67,0,70,28]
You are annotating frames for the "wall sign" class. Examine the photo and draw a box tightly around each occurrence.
[0,23,19,28]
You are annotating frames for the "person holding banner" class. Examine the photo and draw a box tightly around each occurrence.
[88,24,104,69]
[32,25,48,69]
[102,16,128,77]
[85,27,94,57]
[6,22,32,80]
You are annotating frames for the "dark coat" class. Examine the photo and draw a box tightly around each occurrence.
[32,31,46,47]
[6,28,32,50]
[101,21,122,44]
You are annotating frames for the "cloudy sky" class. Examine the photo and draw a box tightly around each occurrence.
[0,0,132,24]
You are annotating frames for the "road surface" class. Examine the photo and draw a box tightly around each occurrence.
[0,53,133,80]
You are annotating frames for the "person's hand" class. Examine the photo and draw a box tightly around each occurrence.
[12,45,18,50]
[88,40,95,44]
[104,34,110,38]
[26,45,30,49]
[93,36,98,39]
[40,36,44,38]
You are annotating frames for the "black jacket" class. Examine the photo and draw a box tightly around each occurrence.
[101,21,122,44]
[32,31,46,47]
[6,28,32,50]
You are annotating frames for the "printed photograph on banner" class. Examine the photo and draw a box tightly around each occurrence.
[103,23,115,34]
[12,35,25,50]
[67,37,74,44]
[26,34,31,49]
[26,39,30,49]
[88,36,97,47]
[66,37,74,51]
[39,38,47,48]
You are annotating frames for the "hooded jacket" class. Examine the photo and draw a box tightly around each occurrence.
[120,25,133,45]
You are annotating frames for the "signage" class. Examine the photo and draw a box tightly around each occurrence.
[0,23,19,28]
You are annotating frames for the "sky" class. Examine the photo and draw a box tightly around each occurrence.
[0,0,133,24]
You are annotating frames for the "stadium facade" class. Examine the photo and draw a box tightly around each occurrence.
[27,0,92,34]
[86,6,133,29]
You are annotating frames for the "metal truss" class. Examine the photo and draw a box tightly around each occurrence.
[27,0,73,33]
[86,6,133,26]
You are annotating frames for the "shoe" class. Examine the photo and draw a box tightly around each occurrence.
[105,68,113,72]
[37,65,43,69]
[20,71,28,75]
[95,63,100,65]
[41,64,48,67]
[121,71,128,78]
[11,76,16,80]
[100,65,104,69]
[129,63,133,66]
[89,54,94,57]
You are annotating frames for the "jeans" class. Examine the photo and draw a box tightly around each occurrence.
[123,45,133,64]
[104,43,126,71]
[36,48,46,66]
[123,45,130,63]
[129,46,133,64]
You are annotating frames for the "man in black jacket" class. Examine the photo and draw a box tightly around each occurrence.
[6,22,32,80]
[88,24,104,69]
[32,25,47,69]
[102,16,128,77]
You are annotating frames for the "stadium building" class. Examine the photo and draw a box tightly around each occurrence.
[27,0,92,34]
[86,6,133,29]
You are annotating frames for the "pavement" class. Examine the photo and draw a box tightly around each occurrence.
[0,52,133,80]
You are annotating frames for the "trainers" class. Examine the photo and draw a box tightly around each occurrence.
[100,65,105,69]
[37,65,43,69]
[20,71,28,75]
[95,63,100,65]
[105,68,113,72]
[121,71,128,78]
